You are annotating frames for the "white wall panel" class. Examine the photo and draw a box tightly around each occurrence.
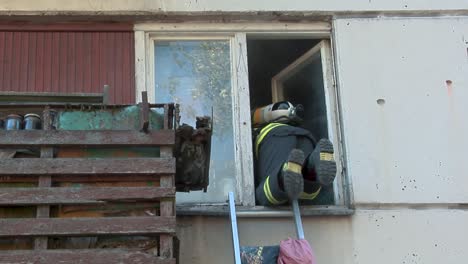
[334,17,468,204]
[351,210,468,264]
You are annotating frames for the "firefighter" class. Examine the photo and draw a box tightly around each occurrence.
[252,102,337,206]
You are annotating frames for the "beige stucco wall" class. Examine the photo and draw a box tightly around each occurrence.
[178,210,468,263]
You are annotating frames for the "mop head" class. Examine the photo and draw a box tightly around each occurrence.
[277,238,316,264]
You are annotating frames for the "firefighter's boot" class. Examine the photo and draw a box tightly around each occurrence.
[280,148,305,200]
[305,138,337,186]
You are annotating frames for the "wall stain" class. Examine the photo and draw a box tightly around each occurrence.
[446,80,453,96]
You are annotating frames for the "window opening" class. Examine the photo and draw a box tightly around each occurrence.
[247,38,335,205]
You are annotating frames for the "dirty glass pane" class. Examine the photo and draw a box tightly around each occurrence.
[154,40,236,203]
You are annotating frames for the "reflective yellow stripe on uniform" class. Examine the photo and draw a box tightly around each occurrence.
[320,152,334,161]
[299,186,322,200]
[255,123,287,158]
[283,162,302,174]
[263,176,286,205]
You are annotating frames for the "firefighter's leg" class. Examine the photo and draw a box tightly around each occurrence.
[281,149,305,200]
[298,138,334,204]
[299,180,322,202]
[255,170,288,206]
[256,149,305,206]
[304,138,337,186]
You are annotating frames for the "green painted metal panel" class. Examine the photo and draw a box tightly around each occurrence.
[56,106,165,158]
[57,106,164,131]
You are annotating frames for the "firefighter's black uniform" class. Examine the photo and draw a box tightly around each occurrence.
[254,123,322,206]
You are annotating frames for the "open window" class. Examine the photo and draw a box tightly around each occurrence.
[136,23,349,214]
[248,38,342,205]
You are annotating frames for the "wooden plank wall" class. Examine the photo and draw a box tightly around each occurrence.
[0,103,177,263]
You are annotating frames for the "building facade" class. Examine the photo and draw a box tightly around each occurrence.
[0,1,467,263]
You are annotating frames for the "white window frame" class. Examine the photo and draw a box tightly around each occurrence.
[134,22,352,215]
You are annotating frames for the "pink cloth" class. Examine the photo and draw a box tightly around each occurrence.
[277,238,316,264]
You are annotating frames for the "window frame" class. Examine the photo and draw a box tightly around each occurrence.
[138,32,253,205]
[270,40,346,206]
[134,22,353,216]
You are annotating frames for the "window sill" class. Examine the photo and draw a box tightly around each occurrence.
[176,204,354,218]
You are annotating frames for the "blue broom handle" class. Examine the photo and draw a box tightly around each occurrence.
[292,199,305,239]
[229,192,242,264]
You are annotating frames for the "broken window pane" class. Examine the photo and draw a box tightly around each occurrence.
[154,40,236,203]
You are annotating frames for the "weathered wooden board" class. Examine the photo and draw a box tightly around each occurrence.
[0,187,175,205]
[0,250,175,264]
[0,91,105,104]
[35,107,53,250]
[0,217,175,237]
[0,175,164,183]
[0,158,175,176]
[0,130,175,147]
[159,146,174,258]
[54,202,160,218]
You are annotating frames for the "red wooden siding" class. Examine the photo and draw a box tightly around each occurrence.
[0,24,135,104]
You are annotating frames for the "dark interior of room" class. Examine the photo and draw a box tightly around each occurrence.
[247,38,335,205]
[247,38,320,108]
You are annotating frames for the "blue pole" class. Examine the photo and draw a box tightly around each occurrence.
[229,192,241,264]
[292,199,305,239]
